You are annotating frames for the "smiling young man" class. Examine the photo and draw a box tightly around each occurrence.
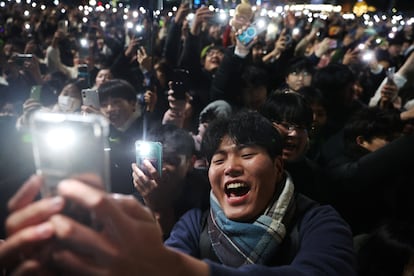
[165,110,356,274]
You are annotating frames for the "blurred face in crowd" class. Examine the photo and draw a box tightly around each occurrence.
[208,135,283,221]
[242,85,267,110]
[251,44,264,64]
[160,150,193,194]
[208,24,221,41]
[203,48,224,72]
[100,96,136,128]
[310,103,327,131]
[388,44,402,58]
[95,69,113,88]
[273,121,308,162]
[58,83,82,112]
[286,70,312,92]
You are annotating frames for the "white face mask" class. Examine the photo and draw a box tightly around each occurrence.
[58,95,81,112]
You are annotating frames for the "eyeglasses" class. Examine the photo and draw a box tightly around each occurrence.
[206,50,224,57]
[274,121,307,134]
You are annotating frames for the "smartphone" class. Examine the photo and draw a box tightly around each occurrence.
[237,20,267,46]
[82,89,100,109]
[14,54,33,66]
[58,20,68,34]
[30,85,42,101]
[30,112,111,197]
[171,81,187,100]
[135,141,163,176]
[386,67,395,84]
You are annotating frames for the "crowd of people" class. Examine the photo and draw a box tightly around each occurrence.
[1,0,414,274]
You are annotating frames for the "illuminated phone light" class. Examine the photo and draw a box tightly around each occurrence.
[133,11,139,18]
[375,38,382,44]
[362,51,374,62]
[123,14,128,20]
[89,0,97,6]
[25,23,31,30]
[53,0,59,6]
[24,10,30,17]
[26,0,31,3]
[78,5,83,11]
[45,128,76,151]
[257,19,266,29]
[172,6,177,12]
[137,142,151,156]
[0,2,5,7]
[388,32,395,39]
[219,13,227,21]
[168,12,173,17]
[80,38,89,48]
[292,28,300,36]
[358,44,366,50]
[112,8,117,13]
[31,2,36,7]
[100,21,106,28]
[126,21,133,29]
[187,13,195,21]
[135,25,143,33]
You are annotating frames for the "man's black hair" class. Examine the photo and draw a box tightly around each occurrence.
[286,57,315,76]
[260,91,313,130]
[148,123,195,158]
[201,110,282,163]
[343,107,403,159]
[98,79,137,102]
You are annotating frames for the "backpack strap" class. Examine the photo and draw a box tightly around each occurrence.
[274,193,320,265]
[199,209,221,262]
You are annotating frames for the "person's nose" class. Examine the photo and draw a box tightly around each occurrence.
[224,156,243,177]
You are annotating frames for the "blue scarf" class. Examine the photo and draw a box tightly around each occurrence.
[207,174,295,267]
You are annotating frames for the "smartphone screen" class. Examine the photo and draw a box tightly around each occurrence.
[30,85,42,101]
[135,141,163,176]
[30,112,111,197]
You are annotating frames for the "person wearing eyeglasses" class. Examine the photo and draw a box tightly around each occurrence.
[260,91,325,203]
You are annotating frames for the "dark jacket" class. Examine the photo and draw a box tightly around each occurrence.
[322,133,414,235]
[165,195,356,275]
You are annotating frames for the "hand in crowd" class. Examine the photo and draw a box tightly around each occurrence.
[137,46,152,73]
[143,89,157,112]
[1,175,167,275]
[190,6,214,36]
[124,37,141,62]
[132,161,163,204]
[314,37,335,58]
[174,3,190,25]
[342,47,360,66]
[380,81,399,103]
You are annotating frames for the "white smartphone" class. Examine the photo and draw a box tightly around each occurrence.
[81,88,100,109]
[30,112,111,197]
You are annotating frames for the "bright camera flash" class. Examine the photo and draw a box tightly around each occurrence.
[45,127,75,151]
[362,51,374,62]
[137,142,151,156]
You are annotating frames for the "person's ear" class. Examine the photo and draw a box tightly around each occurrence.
[273,155,284,179]
[356,135,366,147]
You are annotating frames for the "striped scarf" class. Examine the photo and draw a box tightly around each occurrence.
[207,174,295,267]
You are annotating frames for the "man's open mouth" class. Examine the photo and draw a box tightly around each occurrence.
[225,183,250,197]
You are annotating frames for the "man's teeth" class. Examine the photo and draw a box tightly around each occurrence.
[227,183,247,189]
